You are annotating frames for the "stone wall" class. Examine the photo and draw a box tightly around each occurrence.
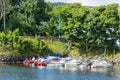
[0,56,33,63]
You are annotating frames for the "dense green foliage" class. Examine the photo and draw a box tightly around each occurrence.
[0,0,120,56]
[50,3,120,53]
[0,29,52,56]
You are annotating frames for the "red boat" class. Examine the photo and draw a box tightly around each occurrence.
[23,58,47,67]
[23,59,35,66]
[36,61,47,67]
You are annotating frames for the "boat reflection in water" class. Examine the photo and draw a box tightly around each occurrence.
[90,67,109,73]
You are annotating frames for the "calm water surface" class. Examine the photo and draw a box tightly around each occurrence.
[0,64,120,80]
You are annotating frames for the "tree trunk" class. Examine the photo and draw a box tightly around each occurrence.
[0,12,3,20]
[103,46,107,57]
[82,40,93,53]
[112,49,115,58]
[82,40,89,52]
[0,1,3,20]
[67,40,72,51]
[85,43,89,53]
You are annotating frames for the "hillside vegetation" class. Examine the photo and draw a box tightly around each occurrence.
[0,29,120,60]
[0,0,120,59]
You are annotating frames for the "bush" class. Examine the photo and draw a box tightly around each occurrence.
[0,29,52,56]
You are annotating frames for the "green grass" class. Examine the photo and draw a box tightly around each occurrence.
[42,40,67,54]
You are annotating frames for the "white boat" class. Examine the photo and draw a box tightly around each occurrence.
[47,56,64,68]
[91,60,111,68]
[79,62,90,68]
[64,57,80,68]
[47,56,81,68]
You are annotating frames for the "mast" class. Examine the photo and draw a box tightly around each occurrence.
[57,14,60,54]
[3,0,6,30]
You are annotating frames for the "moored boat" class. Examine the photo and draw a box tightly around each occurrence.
[79,62,90,68]
[35,58,47,67]
[64,57,80,68]
[90,60,111,68]
[47,56,64,68]
[36,61,47,67]
[23,57,35,67]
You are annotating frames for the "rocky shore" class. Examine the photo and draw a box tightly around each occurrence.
[0,55,120,66]
[0,56,33,64]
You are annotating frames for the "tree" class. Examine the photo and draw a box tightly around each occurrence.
[9,0,21,6]
[7,0,36,35]
[50,3,119,53]
[34,0,48,25]
[0,0,13,31]
[50,3,82,51]
[99,4,119,52]
[78,6,105,52]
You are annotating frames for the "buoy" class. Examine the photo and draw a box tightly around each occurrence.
[83,72,86,75]
[110,72,114,76]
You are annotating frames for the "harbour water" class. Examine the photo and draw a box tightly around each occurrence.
[0,64,120,80]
